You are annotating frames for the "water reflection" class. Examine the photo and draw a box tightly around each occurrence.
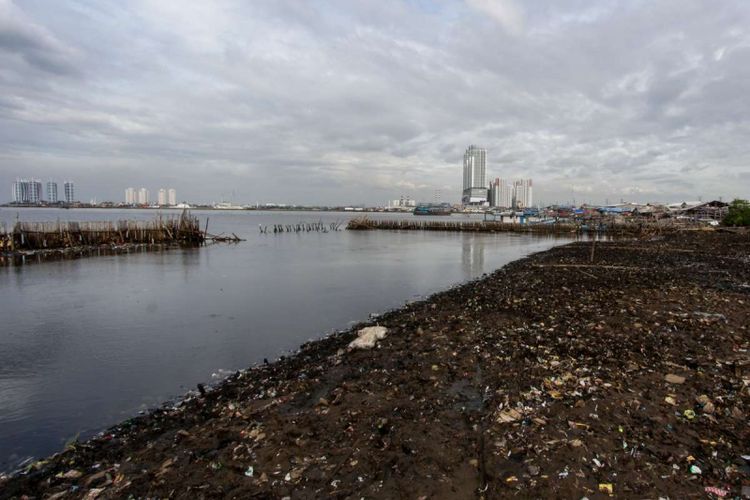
[461,234,486,278]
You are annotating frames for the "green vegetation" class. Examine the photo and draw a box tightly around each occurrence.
[723,199,750,226]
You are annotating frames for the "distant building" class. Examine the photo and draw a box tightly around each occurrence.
[12,178,43,204]
[488,178,534,209]
[63,181,75,203]
[513,179,532,208]
[388,196,416,209]
[462,145,488,205]
[168,188,177,206]
[32,179,43,203]
[137,187,149,205]
[46,181,58,203]
[125,187,136,204]
[489,178,513,208]
[157,188,167,206]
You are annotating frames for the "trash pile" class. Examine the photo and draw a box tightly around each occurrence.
[1,231,748,499]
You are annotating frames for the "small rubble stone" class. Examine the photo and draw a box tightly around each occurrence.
[665,374,686,384]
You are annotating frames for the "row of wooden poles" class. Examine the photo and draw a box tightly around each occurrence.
[345,217,650,236]
[259,221,344,234]
[0,212,205,252]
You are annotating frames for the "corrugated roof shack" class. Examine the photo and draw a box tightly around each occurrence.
[632,204,669,220]
[669,200,729,224]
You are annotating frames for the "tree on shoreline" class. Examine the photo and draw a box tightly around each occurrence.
[723,199,750,226]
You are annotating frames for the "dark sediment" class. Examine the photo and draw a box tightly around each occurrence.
[1,231,749,499]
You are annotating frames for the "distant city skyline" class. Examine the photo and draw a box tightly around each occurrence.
[461,145,533,209]
[125,186,178,206]
[12,178,74,204]
[1,172,736,209]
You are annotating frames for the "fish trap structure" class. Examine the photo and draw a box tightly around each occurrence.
[0,211,205,252]
[259,220,344,234]
[346,217,649,236]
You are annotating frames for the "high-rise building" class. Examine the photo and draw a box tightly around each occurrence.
[12,178,43,204]
[125,187,136,204]
[489,178,534,209]
[31,179,42,204]
[63,181,75,203]
[513,179,533,208]
[12,180,25,204]
[462,145,488,205]
[46,181,58,203]
[157,188,167,206]
[167,188,177,206]
[489,178,513,208]
[137,187,149,205]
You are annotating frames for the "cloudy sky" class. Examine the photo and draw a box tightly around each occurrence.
[1,0,748,205]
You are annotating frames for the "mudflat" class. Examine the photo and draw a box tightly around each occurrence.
[2,231,748,499]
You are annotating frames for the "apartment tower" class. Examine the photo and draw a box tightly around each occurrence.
[462,145,488,205]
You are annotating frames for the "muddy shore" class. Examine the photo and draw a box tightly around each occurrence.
[1,231,749,499]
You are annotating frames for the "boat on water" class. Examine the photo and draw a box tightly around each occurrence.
[213,202,245,210]
[413,203,452,216]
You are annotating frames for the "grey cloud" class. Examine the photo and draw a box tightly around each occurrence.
[0,0,748,205]
[0,1,79,75]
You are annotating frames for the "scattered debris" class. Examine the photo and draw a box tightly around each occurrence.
[496,408,523,423]
[598,483,614,495]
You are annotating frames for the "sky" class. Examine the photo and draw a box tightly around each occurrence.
[0,0,749,206]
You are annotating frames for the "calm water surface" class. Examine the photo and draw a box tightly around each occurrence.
[0,208,569,471]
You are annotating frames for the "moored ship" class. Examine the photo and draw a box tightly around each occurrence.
[413,203,452,216]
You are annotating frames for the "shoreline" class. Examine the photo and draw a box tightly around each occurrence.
[1,230,748,498]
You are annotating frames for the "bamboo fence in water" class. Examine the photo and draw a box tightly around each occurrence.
[346,217,649,236]
[0,211,204,252]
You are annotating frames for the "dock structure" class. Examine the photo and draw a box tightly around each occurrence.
[0,210,205,253]
[346,217,652,237]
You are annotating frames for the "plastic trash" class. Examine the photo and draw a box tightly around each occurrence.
[704,486,728,497]
[348,326,388,350]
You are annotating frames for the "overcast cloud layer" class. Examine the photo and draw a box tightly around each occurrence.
[0,0,749,205]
